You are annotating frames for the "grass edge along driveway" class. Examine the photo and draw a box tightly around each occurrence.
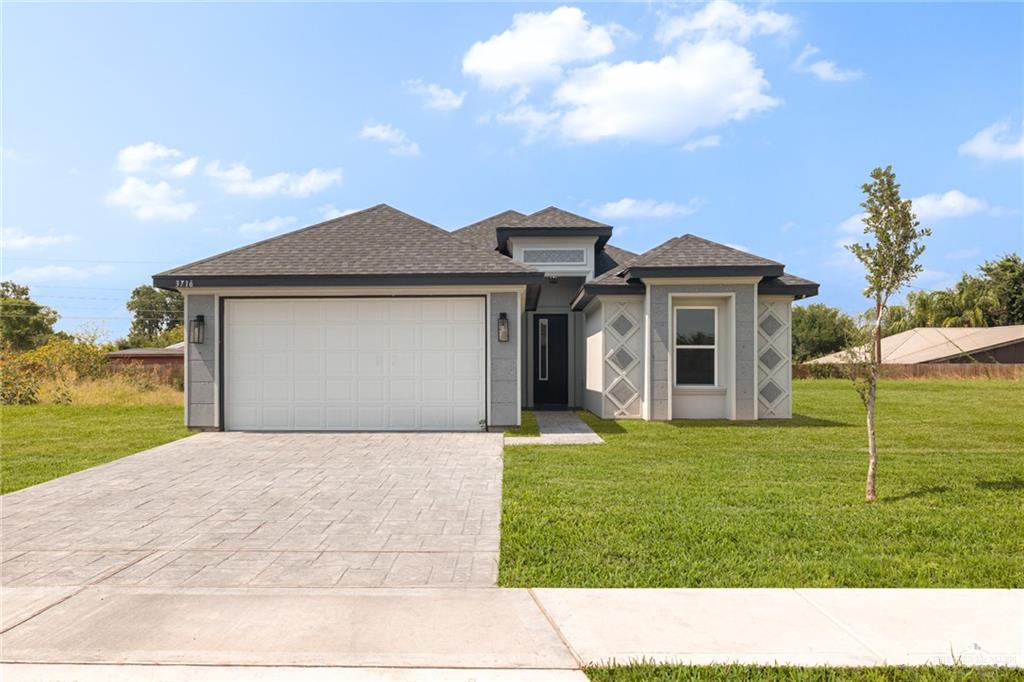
[500,379,1023,589]
[1,404,192,494]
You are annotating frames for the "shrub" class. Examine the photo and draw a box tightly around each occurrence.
[22,337,107,382]
[0,348,40,405]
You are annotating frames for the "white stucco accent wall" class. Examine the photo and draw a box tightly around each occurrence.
[583,301,604,416]
[757,296,793,418]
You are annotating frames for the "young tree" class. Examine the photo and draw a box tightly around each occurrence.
[791,303,858,361]
[846,166,931,502]
[0,281,59,351]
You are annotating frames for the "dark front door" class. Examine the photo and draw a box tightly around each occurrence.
[533,314,569,406]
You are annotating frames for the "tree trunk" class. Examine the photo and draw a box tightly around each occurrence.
[865,309,882,502]
[865,375,878,502]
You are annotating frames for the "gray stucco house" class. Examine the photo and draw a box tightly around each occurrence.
[154,204,818,431]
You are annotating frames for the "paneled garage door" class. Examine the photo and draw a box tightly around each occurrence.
[224,297,486,431]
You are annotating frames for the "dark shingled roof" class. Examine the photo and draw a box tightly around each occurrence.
[156,204,539,279]
[595,244,637,278]
[759,272,819,298]
[625,234,783,273]
[451,210,526,251]
[506,206,610,229]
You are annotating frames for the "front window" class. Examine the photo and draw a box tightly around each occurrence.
[674,307,716,386]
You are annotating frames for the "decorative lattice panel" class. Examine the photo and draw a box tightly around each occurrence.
[757,299,792,418]
[602,301,643,417]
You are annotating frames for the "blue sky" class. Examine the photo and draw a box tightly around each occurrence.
[3,1,1022,338]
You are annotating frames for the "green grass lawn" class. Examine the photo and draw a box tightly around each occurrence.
[585,663,1023,681]
[505,410,541,437]
[500,379,1023,588]
[1,404,193,494]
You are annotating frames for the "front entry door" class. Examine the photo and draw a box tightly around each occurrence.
[533,314,569,406]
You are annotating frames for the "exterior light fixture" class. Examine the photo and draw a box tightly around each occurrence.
[189,314,205,344]
[497,313,510,342]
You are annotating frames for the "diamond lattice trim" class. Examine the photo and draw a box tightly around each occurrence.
[608,379,638,407]
[760,380,783,404]
[609,314,636,338]
[759,313,782,337]
[608,346,637,372]
[759,347,783,370]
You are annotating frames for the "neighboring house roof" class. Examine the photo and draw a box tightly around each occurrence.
[451,210,526,251]
[622,234,784,278]
[154,204,543,288]
[809,325,1024,364]
[107,345,184,359]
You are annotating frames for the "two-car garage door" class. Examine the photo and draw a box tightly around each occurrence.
[224,297,486,431]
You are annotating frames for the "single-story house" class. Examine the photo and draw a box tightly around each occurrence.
[154,204,818,431]
[809,325,1024,364]
[106,341,185,371]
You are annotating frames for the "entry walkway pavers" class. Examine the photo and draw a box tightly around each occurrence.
[505,411,604,446]
[1,432,503,588]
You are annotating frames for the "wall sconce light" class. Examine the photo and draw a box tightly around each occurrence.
[497,313,510,342]
[189,314,205,344]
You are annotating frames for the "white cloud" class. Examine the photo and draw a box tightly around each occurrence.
[780,220,796,233]
[958,119,1024,161]
[239,216,297,234]
[8,264,114,282]
[916,269,956,290]
[725,242,751,253]
[463,6,616,89]
[105,177,197,221]
[1,228,75,250]
[319,205,359,220]
[793,45,863,82]
[912,190,988,223]
[592,197,702,220]
[656,0,795,44]
[681,134,721,152]
[116,142,183,173]
[169,157,199,177]
[404,79,465,111]
[495,105,561,143]
[2,147,16,160]
[551,39,780,143]
[359,122,421,156]
[837,213,866,234]
[837,190,989,233]
[205,161,343,197]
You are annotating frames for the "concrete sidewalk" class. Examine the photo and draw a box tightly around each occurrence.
[2,587,1020,679]
[505,411,604,446]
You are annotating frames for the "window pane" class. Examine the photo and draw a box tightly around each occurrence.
[676,348,715,385]
[676,309,715,346]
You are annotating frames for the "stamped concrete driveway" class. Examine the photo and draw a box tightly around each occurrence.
[1,432,503,589]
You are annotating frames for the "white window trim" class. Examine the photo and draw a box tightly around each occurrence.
[673,305,718,388]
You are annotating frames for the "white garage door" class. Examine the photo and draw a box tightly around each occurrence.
[224,297,486,431]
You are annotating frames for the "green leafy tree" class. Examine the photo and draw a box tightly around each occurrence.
[846,166,931,502]
[792,303,857,361]
[125,285,183,347]
[0,281,59,351]
[978,253,1024,326]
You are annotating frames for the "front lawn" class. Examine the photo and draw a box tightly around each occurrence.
[505,410,540,437]
[1,404,193,494]
[586,663,1023,681]
[500,379,1023,588]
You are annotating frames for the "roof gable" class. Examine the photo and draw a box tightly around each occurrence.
[506,206,610,229]
[451,209,526,251]
[623,234,784,277]
[155,204,541,285]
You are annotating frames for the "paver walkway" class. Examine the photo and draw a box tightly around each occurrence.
[1,432,503,588]
[504,411,604,446]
